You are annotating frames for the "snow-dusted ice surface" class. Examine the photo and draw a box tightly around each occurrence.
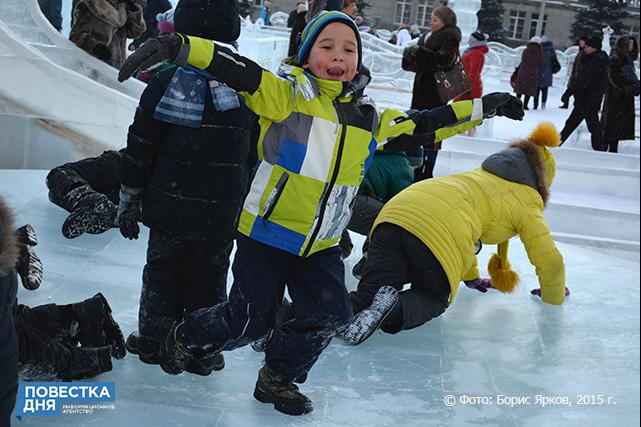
[1,170,639,427]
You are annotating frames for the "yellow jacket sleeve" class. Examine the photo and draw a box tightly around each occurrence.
[516,209,566,305]
[375,99,484,145]
[185,36,293,122]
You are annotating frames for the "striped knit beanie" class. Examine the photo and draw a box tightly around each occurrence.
[297,11,362,69]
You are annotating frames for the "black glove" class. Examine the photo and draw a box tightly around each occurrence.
[14,224,43,291]
[158,319,193,375]
[118,34,186,82]
[482,92,525,121]
[93,43,113,62]
[116,185,142,240]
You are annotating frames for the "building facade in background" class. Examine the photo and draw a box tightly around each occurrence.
[247,0,640,49]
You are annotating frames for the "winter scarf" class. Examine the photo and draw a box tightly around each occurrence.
[154,66,240,128]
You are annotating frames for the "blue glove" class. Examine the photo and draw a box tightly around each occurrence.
[116,185,142,240]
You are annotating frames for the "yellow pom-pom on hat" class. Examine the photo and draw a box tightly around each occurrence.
[528,122,559,189]
[529,122,561,147]
[487,240,520,293]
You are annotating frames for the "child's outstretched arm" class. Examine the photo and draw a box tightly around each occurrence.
[374,93,524,148]
[118,34,294,122]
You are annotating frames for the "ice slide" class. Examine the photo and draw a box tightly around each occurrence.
[0,0,145,169]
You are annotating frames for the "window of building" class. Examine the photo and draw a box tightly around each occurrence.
[395,0,412,26]
[508,10,527,40]
[529,13,548,39]
[416,0,431,29]
[629,24,640,39]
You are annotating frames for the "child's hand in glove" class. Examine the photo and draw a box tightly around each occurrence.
[482,92,525,120]
[119,34,188,82]
[464,278,494,293]
[116,185,142,240]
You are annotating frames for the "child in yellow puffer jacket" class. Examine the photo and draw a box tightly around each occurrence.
[344,122,568,346]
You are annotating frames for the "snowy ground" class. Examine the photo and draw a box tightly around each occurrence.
[2,170,639,427]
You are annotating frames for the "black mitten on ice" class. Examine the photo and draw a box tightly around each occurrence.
[93,43,113,62]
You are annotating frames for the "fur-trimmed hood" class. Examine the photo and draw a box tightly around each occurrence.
[0,196,19,277]
[481,139,551,205]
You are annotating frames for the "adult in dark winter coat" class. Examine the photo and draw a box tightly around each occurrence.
[601,35,640,153]
[38,0,63,31]
[560,37,586,109]
[0,198,19,427]
[455,30,489,101]
[559,35,609,151]
[535,35,555,110]
[410,6,462,181]
[129,0,172,51]
[288,2,308,57]
[514,36,544,110]
[69,0,145,69]
[117,0,256,376]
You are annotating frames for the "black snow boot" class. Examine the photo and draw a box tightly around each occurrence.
[253,365,313,416]
[186,353,225,376]
[343,285,399,346]
[72,293,126,359]
[61,185,117,239]
[14,224,44,290]
[57,345,114,381]
[125,331,161,364]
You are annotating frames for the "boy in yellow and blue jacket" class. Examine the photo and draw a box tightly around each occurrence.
[118,10,524,416]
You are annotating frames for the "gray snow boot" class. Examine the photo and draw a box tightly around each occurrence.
[343,285,399,345]
[253,365,313,416]
[61,185,117,239]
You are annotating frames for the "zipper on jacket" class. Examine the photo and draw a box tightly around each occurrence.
[301,100,348,257]
[261,171,289,222]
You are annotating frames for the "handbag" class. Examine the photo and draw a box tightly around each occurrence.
[551,53,561,74]
[402,44,419,72]
[510,65,520,90]
[434,54,471,103]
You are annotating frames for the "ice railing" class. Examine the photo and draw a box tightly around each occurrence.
[0,0,144,100]
[240,18,578,92]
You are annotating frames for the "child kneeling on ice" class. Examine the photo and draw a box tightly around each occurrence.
[344,123,570,346]
[118,11,523,416]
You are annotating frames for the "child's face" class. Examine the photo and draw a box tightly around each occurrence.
[304,22,359,82]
